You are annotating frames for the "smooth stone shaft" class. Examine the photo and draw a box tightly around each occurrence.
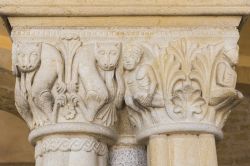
[148,134,218,166]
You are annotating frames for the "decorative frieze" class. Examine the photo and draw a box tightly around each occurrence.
[35,136,108,158]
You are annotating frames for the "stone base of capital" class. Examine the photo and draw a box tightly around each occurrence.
[28,123,116,166]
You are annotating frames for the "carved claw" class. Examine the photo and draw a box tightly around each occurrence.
[67,82,79,93]
[55,94,67,107]
[56,81,67,94]
[69,93,80,107]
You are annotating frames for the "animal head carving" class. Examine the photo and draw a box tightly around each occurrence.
[15,42,42,73]
[95,42,121,71]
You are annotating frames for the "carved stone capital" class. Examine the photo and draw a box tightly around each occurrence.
[12,25,242,149]
[123,37,243,141]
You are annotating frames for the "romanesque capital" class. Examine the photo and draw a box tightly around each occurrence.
[124,36,243,141]
[12,25,243,165]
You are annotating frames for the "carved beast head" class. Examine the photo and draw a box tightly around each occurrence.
[14,42,42,74]
[94,42,121,71]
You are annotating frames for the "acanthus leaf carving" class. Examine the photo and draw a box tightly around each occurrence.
[122,38,242,137]
[53,34,82,121]
[171,85,206,121]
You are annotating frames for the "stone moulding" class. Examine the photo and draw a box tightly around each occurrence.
[35,136,108,158]
[0,1,250,16]
[8,16,242,28]
[28,123,117,145]
[136,123,223,142]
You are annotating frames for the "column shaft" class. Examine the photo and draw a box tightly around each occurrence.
[148,134,218,166]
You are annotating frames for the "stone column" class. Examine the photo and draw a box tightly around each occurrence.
[109,108,147,166]
[8,16,244,166]
[122,18,243,166]
[148,134,218,166]
[12,29,121,166]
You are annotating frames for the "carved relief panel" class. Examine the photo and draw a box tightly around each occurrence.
[12,27,242,142]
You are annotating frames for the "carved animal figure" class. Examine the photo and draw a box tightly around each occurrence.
[71,42,124,126]
[123,44,164,113]
[94,42,124,126]
[14,42,65,128]
[71,43,109,122]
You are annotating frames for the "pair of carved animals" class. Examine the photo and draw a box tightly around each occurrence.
[14,42,124,128]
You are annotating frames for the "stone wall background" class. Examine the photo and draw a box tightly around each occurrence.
[217,90,250,166]
[0,87,249,166]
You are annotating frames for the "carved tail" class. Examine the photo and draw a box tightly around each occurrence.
[15,77,33,129]
[115,64,125,109]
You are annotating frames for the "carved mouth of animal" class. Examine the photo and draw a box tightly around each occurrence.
[19,66,37,72]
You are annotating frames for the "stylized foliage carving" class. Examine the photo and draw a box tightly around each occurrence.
[123,39,242,131]
[52,34,82,121]
[171,86,206,121]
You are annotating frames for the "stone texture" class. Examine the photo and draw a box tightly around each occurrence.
[0,1,249,16]
[0,2,247,164]
[8,17,242,165]
[148,134,218,166]
[109,145,147,166]
[8,16,241,27]
[1,94,250,165]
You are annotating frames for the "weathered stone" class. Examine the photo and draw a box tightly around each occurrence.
[0,1,248,166]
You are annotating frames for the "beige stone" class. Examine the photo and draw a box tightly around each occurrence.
[8,16,241,27]
[9,24,242,166]
[0,1,248,165]
[148,135,169,166]
[149,134,218,166]
[0,0,249,16]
